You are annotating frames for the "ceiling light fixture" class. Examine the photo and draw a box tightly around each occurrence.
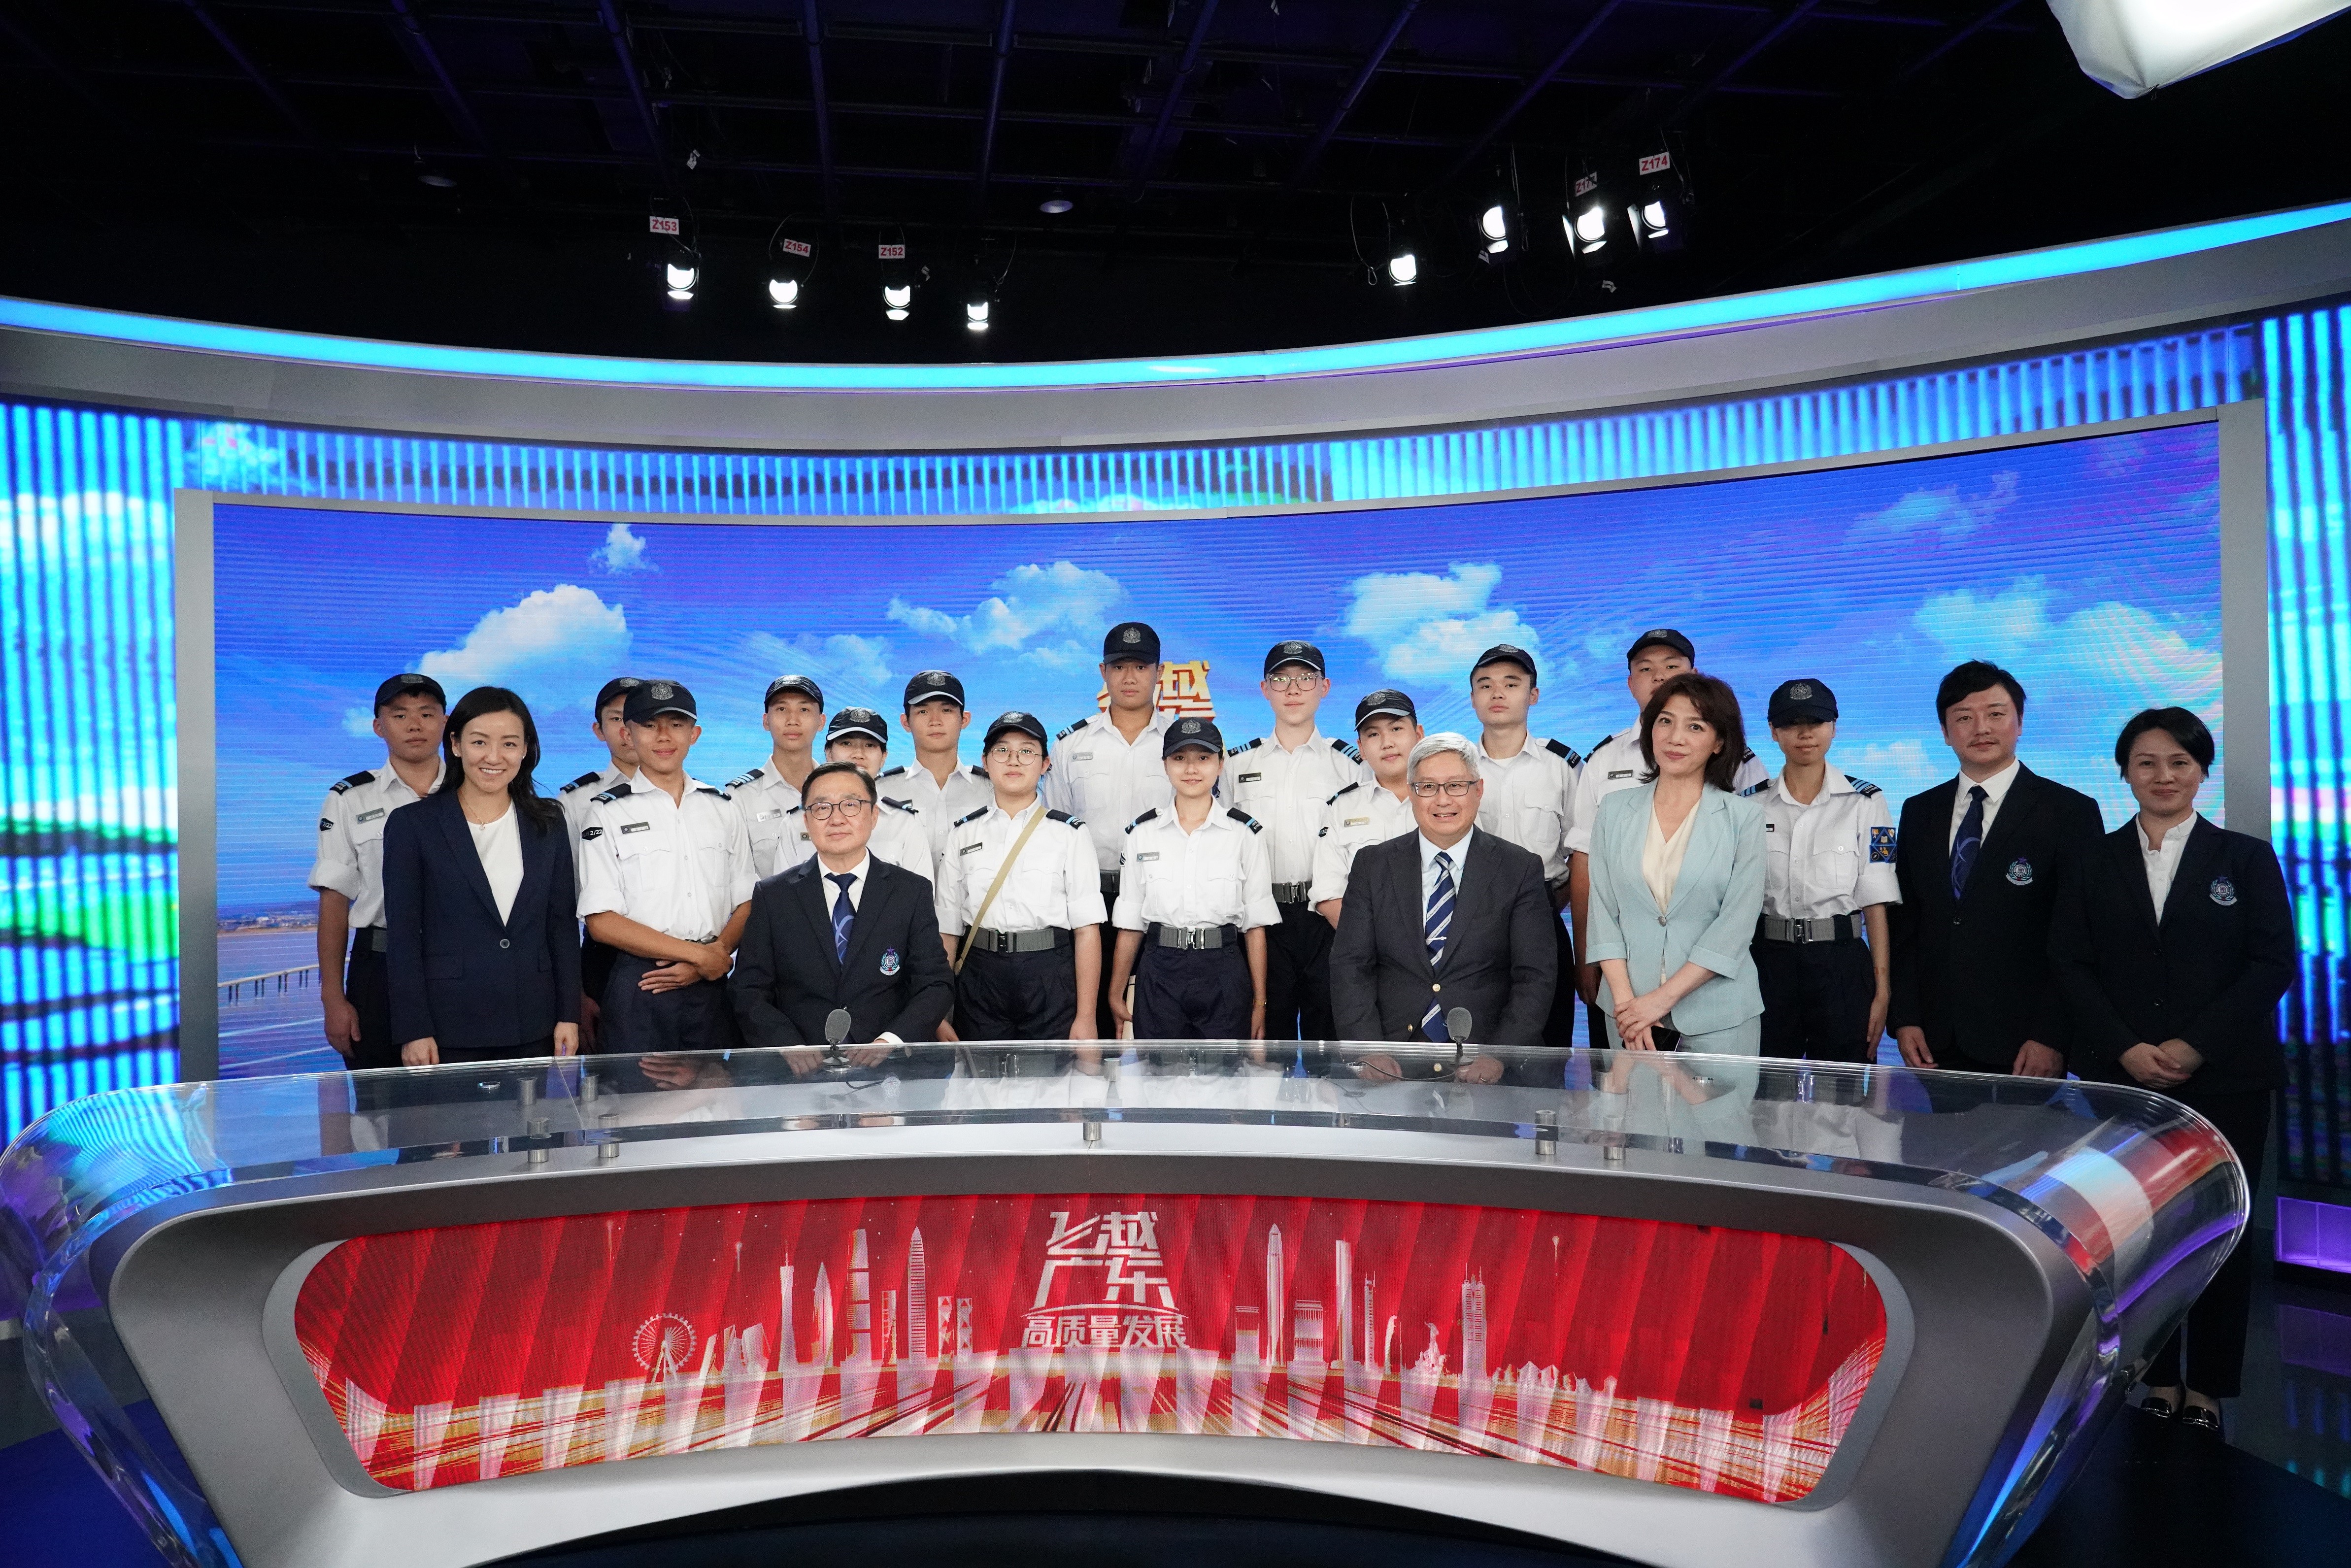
[663,243,700,303]
[766,231,815,310]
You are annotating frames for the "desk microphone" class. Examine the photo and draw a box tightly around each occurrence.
[825,1008,853,1048]
[1445,1007,1472,1046]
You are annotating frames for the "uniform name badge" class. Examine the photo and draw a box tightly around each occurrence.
[2210,876,2238,906]
[1608,769,1635,780]
[960,842,985,855]
[356,808,385,824]
[1344,816,1369,827]
[880,948,901,976]
[2005,857,2033,886]
[1870,826,1897,863]
[1238,772,1263,783]
[1134,851,1161,862]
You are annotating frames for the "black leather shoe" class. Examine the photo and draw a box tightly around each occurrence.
[2179,1404,2223,1435]
[2138,1395,2178,1420]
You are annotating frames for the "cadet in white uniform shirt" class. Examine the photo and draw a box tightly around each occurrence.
[1046,620,1174,1037]
[773,708,935,882]
[1109,717,1281,1047]
[1568,628,1767,1041]
[885,668,992,865]
[1467,642,1584,1047]
[311,671,447,1070]
[728,673,826,876]
[576,680,757,1055]
[937,710,1108,1054]
[1745,678,1901,1063]
[1223,640,1365,1041]
[1311,689,1423,925]
[556,675,642,1045]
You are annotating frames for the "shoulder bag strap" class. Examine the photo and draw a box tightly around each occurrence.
[953,807,1051,975]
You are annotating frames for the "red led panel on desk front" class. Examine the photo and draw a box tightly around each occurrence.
[292,1195,1887,1502]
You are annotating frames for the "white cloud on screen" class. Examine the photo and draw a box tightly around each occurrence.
[342,706,378,738]
[590,522,655,573]
[1914,575,2220,713]
[1343,563,1542,683]
[1913,576,2053,662]
[416,585,632,722]
[1848,471,2018,543]
[887,561,1126,660]
[744,631,895,688]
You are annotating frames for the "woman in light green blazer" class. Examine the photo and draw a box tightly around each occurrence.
[1585,672,1768,1053]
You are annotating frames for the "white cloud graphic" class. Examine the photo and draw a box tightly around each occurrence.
[590,522,655,574]
[1343,563,1543,684]
[417,584,631,722]
[744,632,896,689]
[888,561,1126,654]
[1848,471,2018,543]
[1913,576,2051,662]
[1914,576,2221,713]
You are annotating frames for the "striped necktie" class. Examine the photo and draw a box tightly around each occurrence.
[1419,849,1455,1042]
[827,872,857,964]
[1950,785,1987,901]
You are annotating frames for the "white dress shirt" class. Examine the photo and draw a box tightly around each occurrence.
[1046,710,1175,872]
[813,853,873,912]
[1418,828,1475,914]
[1223,729,1367,892]
[2141,812,2198,917]
[1475,734,1580,885]
[935,797,1109,935]
[467,804,524,925]
[1753,769,1903,919]
[557,762,633,842]
[726,760,813,878]
[576,775,756,943]
[881,760,993,864]
[1309,781,1417,904]
[1567,725,1767,858]
[1113,806,1281,932]
[1948,757,2023,849]
[309,757,446,927]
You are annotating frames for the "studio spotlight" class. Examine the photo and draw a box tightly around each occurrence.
[1562,168,1622,266]
[1039,190,1075,215]
[663,243,701,302]
[965,290,992,333]
[1629,149,1688,254]
[1478,202,1511,257]
[879,237,912,321]
[766,231,815,309]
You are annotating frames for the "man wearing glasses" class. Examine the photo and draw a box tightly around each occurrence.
[1329,733,1558,1076]
[1223,641,1368,1041]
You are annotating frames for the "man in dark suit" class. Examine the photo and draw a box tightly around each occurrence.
[1889,661,2105,1076]
[729,760,954,1077]
[1330,732,1558,1078]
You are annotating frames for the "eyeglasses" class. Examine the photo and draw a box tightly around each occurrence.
[803,798,873,820]
[1263,673,1322,692]
[988,745,1043,765]
[1408,779,1480,799]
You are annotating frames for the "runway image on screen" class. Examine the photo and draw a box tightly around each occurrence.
[212,421,2220,1076]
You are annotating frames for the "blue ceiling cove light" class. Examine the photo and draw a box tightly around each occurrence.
[0,203,2346,393]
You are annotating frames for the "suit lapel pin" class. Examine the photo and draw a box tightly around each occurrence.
[2209,877,2237,907]
[2005,858,2034,886]
[880,948,902,975]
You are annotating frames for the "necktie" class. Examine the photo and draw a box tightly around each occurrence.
[827,872,857,964]
[1420,850,1456,1042]
[1950,785,1987,901]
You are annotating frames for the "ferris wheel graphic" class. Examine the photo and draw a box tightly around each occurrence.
[631,1312,698,1378]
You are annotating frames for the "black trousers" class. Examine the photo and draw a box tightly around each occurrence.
[1263,901,1333,1041]
[1135,940,1251,1041]
[1754,938,1878,1063]
[1540,907,1577,1048]
[959,941,1079,1044]
[2147,1087,2272,1399]
[1084,872,1122,1041]
[599,953,738,1056]
[342,932,402,1070]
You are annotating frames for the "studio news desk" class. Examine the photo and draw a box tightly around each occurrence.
[0,1043,2245,1568]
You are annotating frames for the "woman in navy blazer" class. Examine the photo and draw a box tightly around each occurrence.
[1585,673,1768,1052]
[2051,706,2294,1435]
[383,686,582,1066]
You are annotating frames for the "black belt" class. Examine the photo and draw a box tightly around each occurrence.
[353,926,388,954]
[1099,871,1121,902]
[1147,922,1241,951]
[1272,881,1313,905]
[1755,912,1865,945]
[970,926,1072,954]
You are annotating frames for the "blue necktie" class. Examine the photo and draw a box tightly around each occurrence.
[1420,850,1455,1042]
[1950,785,1987,901]
[827,872,857,964]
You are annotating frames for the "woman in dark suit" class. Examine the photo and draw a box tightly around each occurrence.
[2051,706,2295,1435]
[383,685,582,1066]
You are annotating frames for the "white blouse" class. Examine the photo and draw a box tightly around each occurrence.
[1643,801,1699,916]
[468,804,524,925]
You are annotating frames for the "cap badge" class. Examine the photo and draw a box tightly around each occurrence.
[399,673,424,686]
[1121,626,1142,644]
[2209,876,2238,907]
[1789,682,1813,700]
[650,681,675,700]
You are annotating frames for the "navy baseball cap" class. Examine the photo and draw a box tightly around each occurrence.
[1263,639,1326,677]
[1767,678,1839,726]
[1163,716,1225,757]
[827,707,890,746]
[1102,622,1161,663]
[1627,627,1696,664]
[624,679,698,724]
[903,669,966,710]
[1471,643,1538,682]
[593,675,642,715]
[374,672,447,711]
[1353,689,1418,728]
[764,673,825,707]
[983,710,1048,749]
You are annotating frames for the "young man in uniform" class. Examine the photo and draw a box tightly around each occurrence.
[557,675,641,1050]
[937,711,1107,1059]
[311,672,446,1069]
[772,708,934,881]
[1223,641,1365,1040]
[1744,679,1900,1062]
[888,668,991,866]
[1566,629,1768,1042]
[1109,717,1280,1048]
[1046,621,1173,1039]
[729,673,826,879]
[577,681,756,1055]
[1467,644,1582,1048]
[1312,689,1424,931]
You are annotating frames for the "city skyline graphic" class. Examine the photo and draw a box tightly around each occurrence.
[296,1192,1888,1504]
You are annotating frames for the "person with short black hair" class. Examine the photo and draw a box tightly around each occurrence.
[311,672,447,1069]
[772,708,934,882]
[2052,706,2293,1435]
[383,686,581,1066]
[1467,643,1585,1049]
[1888,660,2104,1076]
[730,673,826,876]
[887,669,992,865]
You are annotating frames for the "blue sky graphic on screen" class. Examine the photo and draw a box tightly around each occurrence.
[215,423,2220,917]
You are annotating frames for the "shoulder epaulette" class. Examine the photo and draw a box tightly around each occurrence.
[883,797,918,814]
[1848,776,1881,798]
[694,785,726,798]
[1543,737,1582,767]
[952,806,990,828]
[1046,808,1081,827]
[1054,719,1088,741]
[1326,780,1364,805]
[1589,734,1615,760]
[968,764,989,778]
[878,765,908,779]
[1126,807,1160,833]
[726,767,765,789]
[1332,738,1363,763]
[558,769,602,794]
[1226,808,1264,833]
[1227,736,1264,756]
[1741,746,1759,762]
[591,782,633,804]
[330,769,374,794]
[1738,780,1770,798]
